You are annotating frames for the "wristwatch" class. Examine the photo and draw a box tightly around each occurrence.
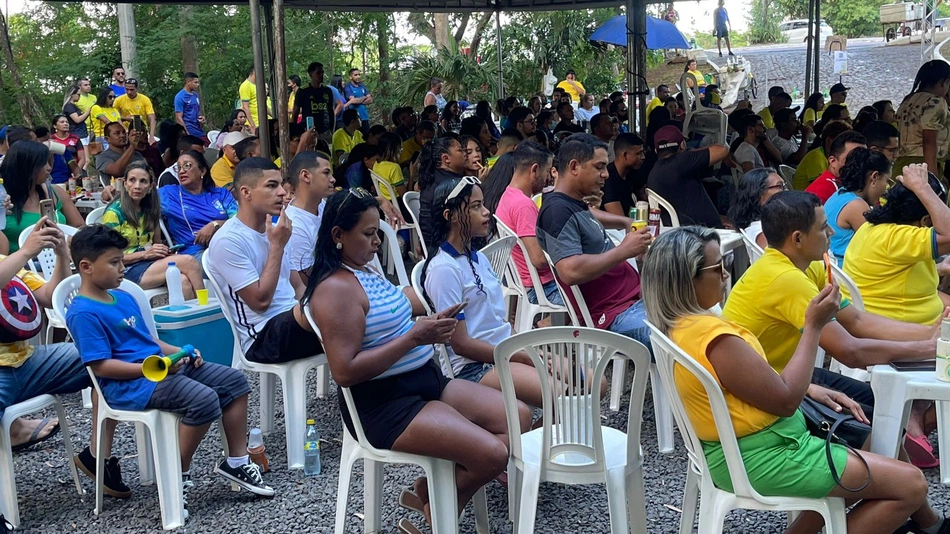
[212,221,221,230]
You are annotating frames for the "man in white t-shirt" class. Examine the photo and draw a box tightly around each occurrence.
[207,157,322,364]
[734,114,766,176]
[769,108,811,166]
[283,151,403,287]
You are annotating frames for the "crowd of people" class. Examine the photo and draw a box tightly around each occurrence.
[2,55,950,534]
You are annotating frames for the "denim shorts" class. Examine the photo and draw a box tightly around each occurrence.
[455,361,494,384]
[526,280,565,306]
[607,300,653,354]
[0,343,90,419]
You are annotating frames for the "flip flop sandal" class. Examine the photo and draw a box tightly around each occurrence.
[905,433,940,469]
[398,488,425,516]
[11,417,60,453]
[397,518,425,534]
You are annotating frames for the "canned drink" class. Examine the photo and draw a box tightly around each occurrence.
[648,208,662,237]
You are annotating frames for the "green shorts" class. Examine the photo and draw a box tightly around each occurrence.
[701,410,849,498]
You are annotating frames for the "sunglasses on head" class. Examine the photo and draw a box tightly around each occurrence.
[445,176,481,205]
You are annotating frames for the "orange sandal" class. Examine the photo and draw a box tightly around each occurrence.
[905,433,940,469]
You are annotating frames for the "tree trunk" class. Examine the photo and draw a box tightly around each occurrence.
[0,7,41,125]
[434,13,451,53]
[180,6,199,75]
[454,13,471,46]
[377,14,391,124]
[468,12,493,60]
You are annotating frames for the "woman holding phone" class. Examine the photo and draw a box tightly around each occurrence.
[102,162,204,297]
[304,189,528,534]
[1,141,84,252]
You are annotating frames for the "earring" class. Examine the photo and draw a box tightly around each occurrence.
[336,242,342,250]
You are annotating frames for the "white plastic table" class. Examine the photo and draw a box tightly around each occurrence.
[869,364,950,484]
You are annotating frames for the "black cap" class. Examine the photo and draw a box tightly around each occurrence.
[830,82,849,94]
[125,78,138,87]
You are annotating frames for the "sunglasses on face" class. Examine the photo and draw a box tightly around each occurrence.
[337,186,371,210]
[445,176,481,205]
[697,258,726,276]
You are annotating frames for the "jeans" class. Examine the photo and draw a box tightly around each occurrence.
[526,280,565,306]
[606,300,653,354]
[0,343,89,419]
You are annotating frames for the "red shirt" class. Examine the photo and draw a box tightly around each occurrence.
[804,169,839,204]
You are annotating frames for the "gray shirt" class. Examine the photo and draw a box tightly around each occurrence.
[95,147,147,182]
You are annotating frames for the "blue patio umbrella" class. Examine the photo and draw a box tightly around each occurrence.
[590,14,690,50]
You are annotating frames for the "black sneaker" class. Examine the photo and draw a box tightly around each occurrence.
[213,460,275,497]
[0,514,13,533]
[73,446,132,499]
[899,516,950,534]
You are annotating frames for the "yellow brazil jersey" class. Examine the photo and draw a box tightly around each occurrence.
[90,105,122,138]
[0,259,46,367]
[844,223,943,325]
[670,314,780,441]
[114,93,155,124]
[792,148,827,191]
[372,160,404,201]
[332,128,363,165]
[723,247,847,372]
[77,93,97,134]
[556,80,585,104]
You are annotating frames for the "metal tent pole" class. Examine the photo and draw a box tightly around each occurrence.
[273,0,290,172]
[629,0,647,135]
[495,10,504,99]
[249,0,270,157]
[813,0,821,94]
[804,0,814,94]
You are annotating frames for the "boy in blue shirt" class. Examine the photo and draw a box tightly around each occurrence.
[66,225,275,510]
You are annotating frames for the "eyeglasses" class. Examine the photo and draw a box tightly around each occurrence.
[697,258,726,276]
[521,118,536,125]
[180,162,195,171]
[445,176,481,205]
[767,182,788,191]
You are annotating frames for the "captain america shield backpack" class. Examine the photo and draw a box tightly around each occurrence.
[0,275,42,342]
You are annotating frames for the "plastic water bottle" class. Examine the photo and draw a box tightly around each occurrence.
[304,419,321,476]
[166,262,185,306]
[0,179,7,230]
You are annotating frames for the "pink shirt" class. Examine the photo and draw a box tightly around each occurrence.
[495,186,555,288]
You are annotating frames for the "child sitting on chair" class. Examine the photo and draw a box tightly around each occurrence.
[65,225,275,510]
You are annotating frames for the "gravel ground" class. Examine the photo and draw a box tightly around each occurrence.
[9,368,950,533]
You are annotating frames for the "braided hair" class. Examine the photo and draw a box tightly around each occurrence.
[418,137,457,192]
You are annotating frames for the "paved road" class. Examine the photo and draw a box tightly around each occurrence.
[727,38,922,112]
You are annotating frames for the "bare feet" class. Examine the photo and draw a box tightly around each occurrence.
[10,417,59,449]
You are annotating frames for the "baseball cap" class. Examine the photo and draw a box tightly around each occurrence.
[654,125,685,151]
[221,131,249,147]
[830,83,849,94]
[125,78,138,87]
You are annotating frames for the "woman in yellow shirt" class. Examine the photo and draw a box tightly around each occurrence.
[844,163,950,325]
[684,59,706,89]
[799,92,825,127]
[642,226,932,533]
[90,86,122,140]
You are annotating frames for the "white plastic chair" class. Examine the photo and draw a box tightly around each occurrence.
[202,254,329,470]
[494,327,650,534]
[479,235,519,319]
[494,217,570,332]
[301,305,489,534]
[647,322,848,534]
[646,188,680,228]
[370,170,421,259]
[52,275,234,530]
[545,250,675,453]
[739,229,764,264]
[207,130,221,146]
[85,206,107,225]
[778,164,796,190]
[378,219,409,287]
[828,262,870,381]
[18,223,79,344]
[401,191,427,259]
[0,394,83,528]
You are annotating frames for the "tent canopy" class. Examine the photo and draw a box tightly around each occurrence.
[590,14,689,50]
[59,0,626,10]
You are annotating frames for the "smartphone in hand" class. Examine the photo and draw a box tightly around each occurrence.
[306,116,315,130]
[446,299,469,319]
[39,199,56,225]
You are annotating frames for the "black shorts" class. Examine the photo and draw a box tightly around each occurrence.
[245,309,324,364]
[340,359,450,450]
[812,367,875,421]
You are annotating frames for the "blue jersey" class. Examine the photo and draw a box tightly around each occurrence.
[159,185,237,255]
[174,89,203,137]
[67,290,162,410]
[344,82,370,120]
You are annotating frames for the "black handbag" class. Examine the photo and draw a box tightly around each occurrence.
[800,396,872,492]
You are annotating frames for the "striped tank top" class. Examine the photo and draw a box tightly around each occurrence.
[344,265,433,379]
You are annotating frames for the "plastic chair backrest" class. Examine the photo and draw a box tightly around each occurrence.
[739,228,764,263]
[18,224,80,278]
[85,206,107,225]
[495,217,565,309]
[645,188,680,228]
[202,253,252,367]
[207,130,221,146]
[542,250,589,327]
[401,191,426,259]
[647,321,766,501]
[409,261,456,378]
[778,165,796,190]
[378,219,409,287]
[370,170,399,209]
[159,219,174,246]
[479,235,516,286]
[494,327,649,473]
[830,262,864,312]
